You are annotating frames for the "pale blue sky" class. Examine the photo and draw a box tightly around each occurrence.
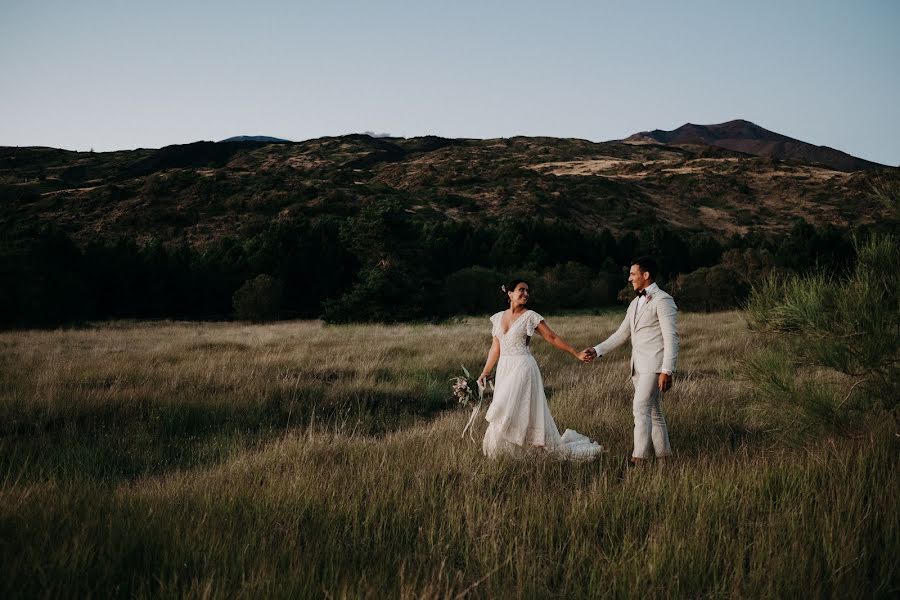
[2,0,898,165]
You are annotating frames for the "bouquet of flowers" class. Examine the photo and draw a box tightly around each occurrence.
[451,366,493,441]
[450,366,479,406]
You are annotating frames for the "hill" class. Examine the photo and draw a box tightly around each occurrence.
[1,133,897,326]
[220,135,292,143]
[622,119,887,172]
[1,133,896,249]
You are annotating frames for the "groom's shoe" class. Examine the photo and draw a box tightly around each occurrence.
[617,454,641,480]
[621,454,640,471]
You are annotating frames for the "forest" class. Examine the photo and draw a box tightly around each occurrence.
[0,203,863,327]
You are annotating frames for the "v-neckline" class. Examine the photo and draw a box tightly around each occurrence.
[500,309,530,336]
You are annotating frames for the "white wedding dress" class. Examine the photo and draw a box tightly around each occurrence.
[482,310,604,460]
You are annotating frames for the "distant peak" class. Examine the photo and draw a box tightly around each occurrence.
[220,135,291,143]
[621,120,887,172]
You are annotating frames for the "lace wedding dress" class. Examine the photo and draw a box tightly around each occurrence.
[482,310,604,460]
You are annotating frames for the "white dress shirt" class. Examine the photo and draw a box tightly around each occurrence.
[636,282,660,317]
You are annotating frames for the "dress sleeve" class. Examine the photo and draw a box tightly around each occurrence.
[525,311,544,337]
[489,312,501,337]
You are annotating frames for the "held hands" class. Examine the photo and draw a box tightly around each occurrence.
[577,348,597,363]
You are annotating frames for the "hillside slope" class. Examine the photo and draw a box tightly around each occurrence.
[1,134,896,248]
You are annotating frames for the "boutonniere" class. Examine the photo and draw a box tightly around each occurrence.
[645,294,652,302]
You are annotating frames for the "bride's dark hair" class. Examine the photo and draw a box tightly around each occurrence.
[501,278,530,304]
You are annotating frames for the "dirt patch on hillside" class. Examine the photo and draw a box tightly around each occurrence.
[527,158,638,176]
[696,206,749,236]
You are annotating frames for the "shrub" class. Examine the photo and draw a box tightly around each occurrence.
[745,234,899,442]
[533,262,610,310]
[440,266,508,315]
[671,265,749,312]
[232,274,283,322]
[616,283,634,304]
[322,262,426,323]
[672,248,774,312]
[142,174,165,199]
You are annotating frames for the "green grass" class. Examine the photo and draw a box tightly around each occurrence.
[0,313,896,598]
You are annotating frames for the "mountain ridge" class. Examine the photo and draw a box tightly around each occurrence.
[1,130,896,250]
[622,119,887,172]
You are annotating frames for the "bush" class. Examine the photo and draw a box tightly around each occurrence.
[438,263,612,317]
[322,262,427,323]
[745,234,899,442]
[440,266,508,315]
[671,265,749,312]
[232,274,283,322]
[671,247,775,312]
[532,262,610,311]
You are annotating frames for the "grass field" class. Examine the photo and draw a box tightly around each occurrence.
[0,312,896,598]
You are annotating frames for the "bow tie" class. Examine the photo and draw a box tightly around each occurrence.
[637,290,647,297]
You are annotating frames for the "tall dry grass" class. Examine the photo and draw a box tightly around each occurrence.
[1,312,896,598]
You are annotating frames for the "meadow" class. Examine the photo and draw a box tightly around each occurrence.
[0,312,896,598]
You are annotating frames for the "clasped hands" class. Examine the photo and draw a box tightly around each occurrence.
[576,348,597,363]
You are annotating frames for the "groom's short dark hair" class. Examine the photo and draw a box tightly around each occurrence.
[632,256,658,280]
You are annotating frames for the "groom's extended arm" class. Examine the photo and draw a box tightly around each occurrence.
[658,296,679,374]
[593,312,631,358]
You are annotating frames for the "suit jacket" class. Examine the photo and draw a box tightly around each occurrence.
[594,287,679,375]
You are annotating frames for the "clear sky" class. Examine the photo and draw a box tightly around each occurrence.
[2,0,898,165]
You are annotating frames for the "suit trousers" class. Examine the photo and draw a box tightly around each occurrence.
[631,373,672,459]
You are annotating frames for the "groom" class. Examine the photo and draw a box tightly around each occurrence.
[584,257,679,464]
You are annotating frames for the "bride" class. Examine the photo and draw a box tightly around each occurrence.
[477,279,604,460]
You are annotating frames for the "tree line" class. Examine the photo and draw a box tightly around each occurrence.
[0,198,868,327]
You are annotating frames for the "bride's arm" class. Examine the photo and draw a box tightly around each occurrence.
[478,337,500,386]
[534,321,585,360]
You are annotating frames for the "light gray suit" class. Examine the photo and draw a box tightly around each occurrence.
[594,283,679,458]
